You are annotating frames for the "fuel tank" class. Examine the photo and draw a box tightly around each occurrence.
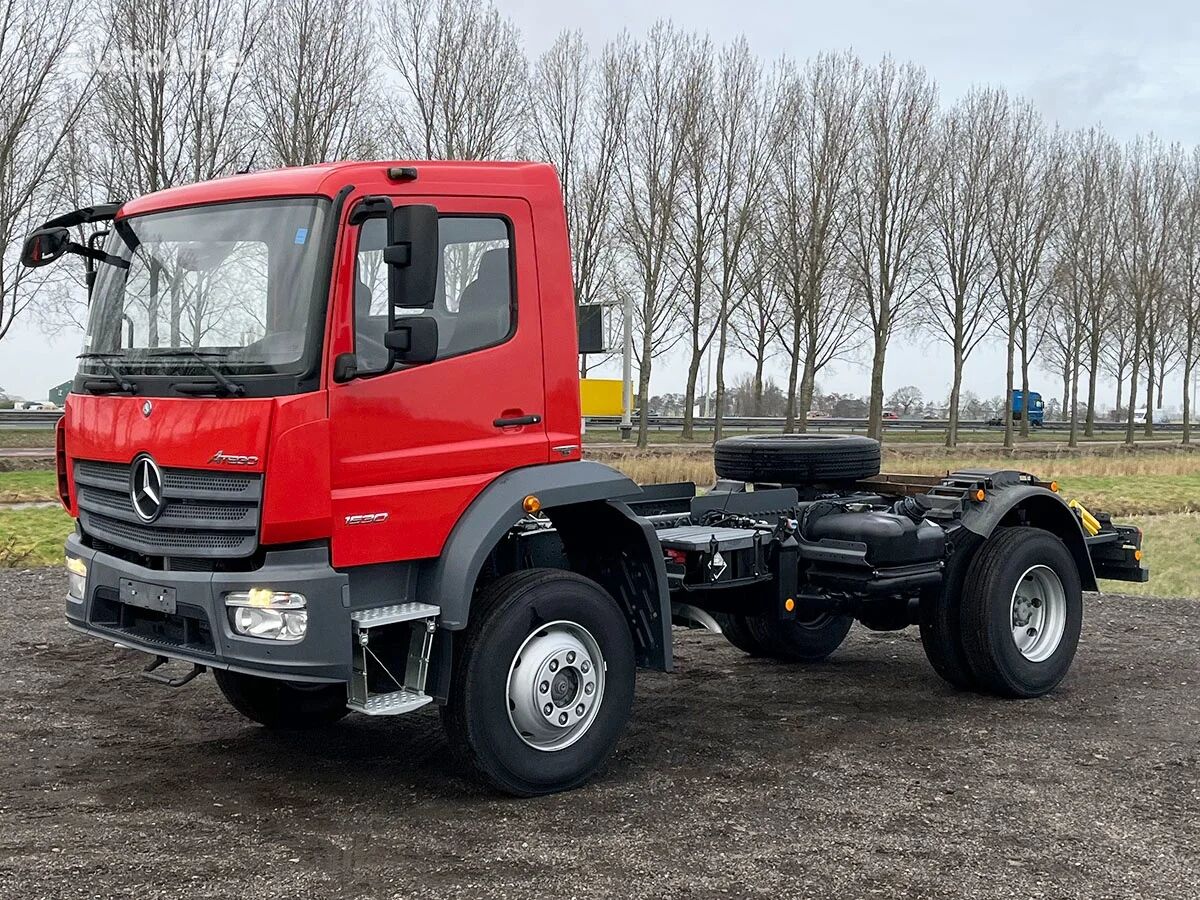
[805,506,946,567]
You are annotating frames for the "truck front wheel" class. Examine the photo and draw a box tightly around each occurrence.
[441,569,636,796]
[212,670,349,729]
[961,527,1083,698]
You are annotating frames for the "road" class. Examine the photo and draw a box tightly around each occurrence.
[1,568,1197,899]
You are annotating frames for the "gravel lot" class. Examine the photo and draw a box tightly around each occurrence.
[1,568,1197,899]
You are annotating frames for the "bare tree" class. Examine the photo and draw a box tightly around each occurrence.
[731,233,783,417]
[709,39,770,441]
[255,0,377,166]
[844,57,937,442]
[611,25,701,447]
[1180,147,1200,443]
[0,0,100,344]
[384,0,527,160]
[920,87,1004,447]
[673,37,718,439]
[987,97,1063,448]
[769,51,864,432]
[529,31,623,375]
[1115,136,1179,444]
[88,0,266,194]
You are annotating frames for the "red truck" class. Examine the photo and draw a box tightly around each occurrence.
[23,161,1147,796]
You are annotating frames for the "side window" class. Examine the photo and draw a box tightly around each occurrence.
[353,215,513,374]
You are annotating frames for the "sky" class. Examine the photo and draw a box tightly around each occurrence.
[3,0,1198,411]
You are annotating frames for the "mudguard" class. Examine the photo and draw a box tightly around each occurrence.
[419,460,641,629]
[957,473,1098,591]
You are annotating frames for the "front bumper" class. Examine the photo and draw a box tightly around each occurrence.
[65,534,352,682]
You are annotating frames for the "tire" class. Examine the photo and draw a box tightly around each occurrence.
[441,569,635,796]
[745,612,854,663]
[713,434,881,485]
[919,531,983,691]
[213,669,349,730]
[712,613,770,656]
[960,527,1083,698]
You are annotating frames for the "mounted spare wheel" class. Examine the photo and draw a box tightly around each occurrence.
[713,434,881,486]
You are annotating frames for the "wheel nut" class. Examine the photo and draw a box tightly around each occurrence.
[539,681,549,694]
[566,651,576,664]
[558,712,568,725]
[576,703,585,715]
[549,659,558,672]
[584,683,594,695]
[1032,598,1042,608]
[544,703,553,715]
[581,661,590,674]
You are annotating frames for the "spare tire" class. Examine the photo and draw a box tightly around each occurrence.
[713,434,881,485]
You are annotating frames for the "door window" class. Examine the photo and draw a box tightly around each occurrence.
[353,215,514,374]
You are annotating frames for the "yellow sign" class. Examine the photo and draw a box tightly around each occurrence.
[580,378,624,416]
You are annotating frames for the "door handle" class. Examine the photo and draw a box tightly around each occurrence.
[494,414,542,428]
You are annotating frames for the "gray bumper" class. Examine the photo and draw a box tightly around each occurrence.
[65,534,351,683]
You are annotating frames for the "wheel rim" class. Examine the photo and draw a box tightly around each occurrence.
[1009,565,1067,663]
[506,620,606,752]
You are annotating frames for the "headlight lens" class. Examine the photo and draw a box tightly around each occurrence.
[65,555,87,602]
[225,590,307,641]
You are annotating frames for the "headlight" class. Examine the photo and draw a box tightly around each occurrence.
[225,589,307,642]
[65,555,88,603]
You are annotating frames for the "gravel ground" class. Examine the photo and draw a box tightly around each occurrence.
[1,568,1197,900]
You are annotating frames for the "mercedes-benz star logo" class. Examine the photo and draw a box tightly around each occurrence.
[130,455,164,522]
[141,400,153,418]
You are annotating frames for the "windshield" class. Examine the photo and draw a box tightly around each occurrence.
[82,198,330,380]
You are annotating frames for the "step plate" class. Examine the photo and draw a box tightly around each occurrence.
[351,602,440,629]
[347,688,434,717]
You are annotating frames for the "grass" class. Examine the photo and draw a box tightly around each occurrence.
[0,471,57,503]
[583,427,1170,446]
[0,506,71,568]
[1108,514,1200,598]
[0,428,55,449]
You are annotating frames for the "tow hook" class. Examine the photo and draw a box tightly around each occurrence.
[141,655,206,688]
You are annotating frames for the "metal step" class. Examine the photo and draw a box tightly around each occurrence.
[351,602,440,628]
[346,687,434,716]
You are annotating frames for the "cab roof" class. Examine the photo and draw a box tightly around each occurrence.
[118,160,561,218]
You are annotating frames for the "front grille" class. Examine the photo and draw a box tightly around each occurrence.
[75,459,262,559]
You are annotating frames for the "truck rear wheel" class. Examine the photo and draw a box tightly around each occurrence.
[744,612,854,663]
[212,669,349,730]
[713,613,770,656]
[960,527,1083,698]
[441,569,635,796]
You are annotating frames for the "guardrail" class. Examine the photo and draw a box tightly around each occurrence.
[583,414,1186,433]
[0,409,63,428]
[1,408,1187,433]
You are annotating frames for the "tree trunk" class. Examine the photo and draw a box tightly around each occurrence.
[1125,324,1142,445]
[752,350,765,417]
[681,350,702,442]
[1085,338,1100,438]
[946,341,963,448]
[783,315,802,434]
[867,322,888,443]
[636,314,654,448]
[713,312,729,443]
[1183,351,1193,445]
[1004,323,1016,450]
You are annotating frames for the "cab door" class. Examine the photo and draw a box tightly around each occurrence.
[328,195,548,567]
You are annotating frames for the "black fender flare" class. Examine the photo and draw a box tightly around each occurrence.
[959,485,1098,591]
[418,462,671,669]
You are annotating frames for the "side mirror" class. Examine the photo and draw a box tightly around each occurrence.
[385,204,438,309]
[21,227,71,268]
[384,316,439,365]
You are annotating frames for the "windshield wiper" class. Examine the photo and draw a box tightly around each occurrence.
[147,348,245,396]
[77,352,137,394]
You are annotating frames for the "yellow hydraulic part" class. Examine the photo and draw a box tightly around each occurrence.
[580,378,624,416]
[1068,499,1101,536]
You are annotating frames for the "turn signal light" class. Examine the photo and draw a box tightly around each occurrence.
[784,598,795,612]
[1134,549,1143,561]
[1049,481,1060,493]
[973,489,986,502]
[523,495,542,514]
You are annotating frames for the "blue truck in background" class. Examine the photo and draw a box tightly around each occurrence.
[989,390,1044,427]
